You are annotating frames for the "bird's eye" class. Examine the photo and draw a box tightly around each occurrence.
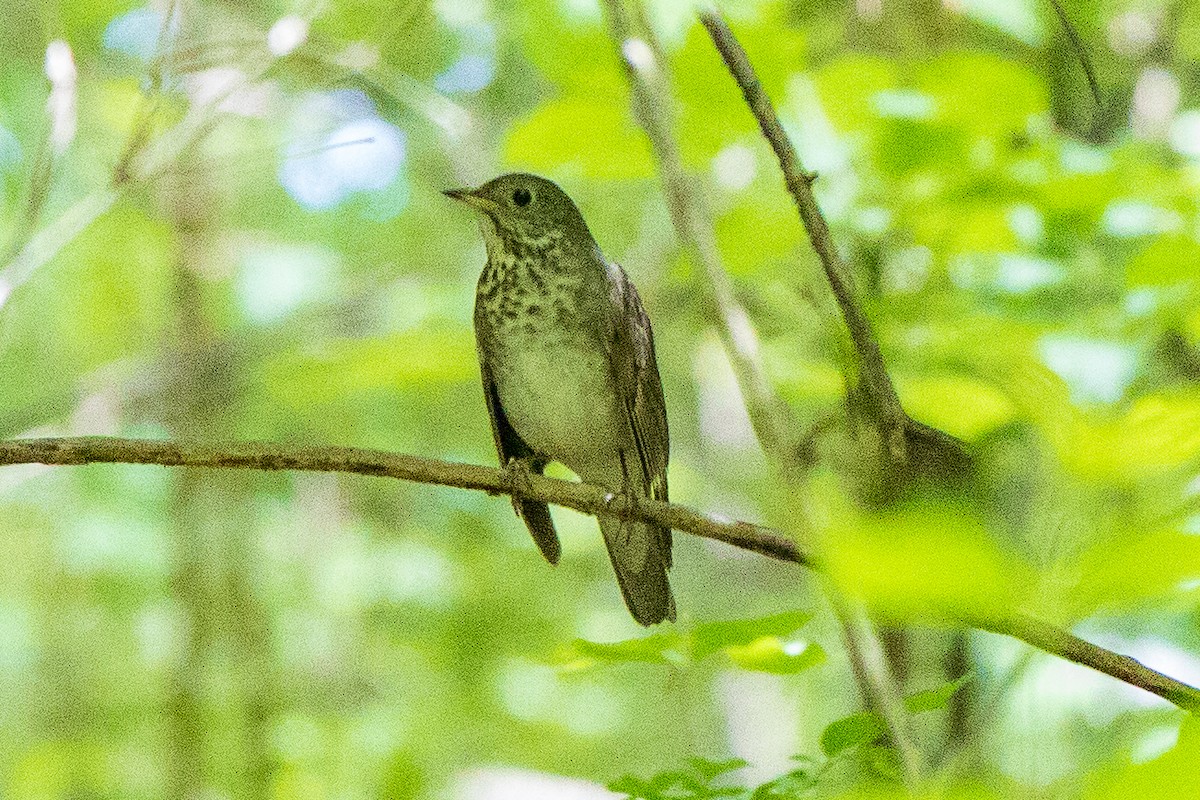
[512,187,532,207]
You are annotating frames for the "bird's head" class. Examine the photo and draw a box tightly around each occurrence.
[444,173,594,257]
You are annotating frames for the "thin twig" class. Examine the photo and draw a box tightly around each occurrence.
[602,2,923,786]
[600,0,799,468]
[1,435,1198,714]
[1045,0,1103,107]
[699,10,916,472]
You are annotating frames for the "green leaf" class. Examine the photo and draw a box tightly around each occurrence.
[895,373,1016,442]
[820,712,886,757]
[724,637,826,675]
[749,766,819,800]
[813,55,897,133]
[918,52,1047,137]
[608,775,660,800]
[904,674,973,713]
[557,632,682,667]
[1085,717,1200,799]
[691,610,812,660]
[1125,234,1200,287]
[689,757,748,782]
[504,100,655,179]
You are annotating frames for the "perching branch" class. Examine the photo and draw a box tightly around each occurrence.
[2,435,1198,714]
[0,436,801,565]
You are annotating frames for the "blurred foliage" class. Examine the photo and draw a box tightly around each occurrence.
[1,0,1200,798]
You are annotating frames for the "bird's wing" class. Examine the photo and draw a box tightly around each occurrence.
[477,341,561,565]
[606,262,671,513]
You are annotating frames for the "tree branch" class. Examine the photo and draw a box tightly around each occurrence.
[698,10,970,483]
[0,436,802,565]
[4,434,1197,715]
[600,0,801,468]
[602,2,928,782]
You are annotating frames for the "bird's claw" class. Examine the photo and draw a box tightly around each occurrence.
[502,456,537,499]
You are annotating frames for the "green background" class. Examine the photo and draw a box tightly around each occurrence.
[1,0,1199,797]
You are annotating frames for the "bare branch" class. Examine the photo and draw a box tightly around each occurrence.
[1046,0,1103,108]
[0,436,803,565]
[698,10,973,486]
[4,437,1197,711]
[600,0,801,469]
[3,435,1198,712]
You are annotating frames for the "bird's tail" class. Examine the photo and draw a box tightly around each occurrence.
[599,515,675,626]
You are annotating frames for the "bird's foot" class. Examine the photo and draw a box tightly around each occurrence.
[608,454,641,545]
[501,456,539,500]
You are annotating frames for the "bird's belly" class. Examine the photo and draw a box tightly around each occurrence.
[492,340,623,474]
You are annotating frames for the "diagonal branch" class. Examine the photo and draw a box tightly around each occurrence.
[698,11,969,483]
[602,1,924,785]
[1,435,1198,713]
[600,0,800,469]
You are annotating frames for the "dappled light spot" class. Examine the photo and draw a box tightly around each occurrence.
[279,93,408,214]
[453,767,616,800]
[871,89,936,120]
[102,7,164,60]
[1169,109,1200,158]
[711,143,756,190]
[1038,337,1137,405]
[1102,200,1182,237]
[267,15,308,57]
[237,245,335,324]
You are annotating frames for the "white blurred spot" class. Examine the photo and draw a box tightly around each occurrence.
[995,254,1061,293]
[378,541,455,607]
[44,40,77,152]
[436,53,496,94]
[883,246,932,294]
[184,67,272,116]
[435,0,490,26]
[1007,204,1044,244]
[856,0,882,20]
[1108,10,1159,56]
[694,337,757,450]
[1102,200,1180,237]
[718,670,800,785]
[267,15,308,56]
[280,116,407,211]
[453,767,618,800]
[0,279,11,310]
[335,41,380,71]
[1038,337,1137,404]
[1123,288,1157,316]
[1169,110,1200,158]
[872,89,936,120]
[44,39,75,84]
[1131,66,1179,139]
[1058,142,1111,174]
[238,244,335,323]
[622,38,656,74]
[103,8,164,60]
[712,144,757,190]
[498,659,556,720]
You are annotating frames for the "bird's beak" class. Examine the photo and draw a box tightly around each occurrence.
[443,187,501,218]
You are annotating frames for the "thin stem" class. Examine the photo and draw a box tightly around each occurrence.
[600,0,799,467]
[602,1,922,786]
[698,10,911,467]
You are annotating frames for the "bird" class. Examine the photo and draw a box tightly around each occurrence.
[444,173,674,625]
